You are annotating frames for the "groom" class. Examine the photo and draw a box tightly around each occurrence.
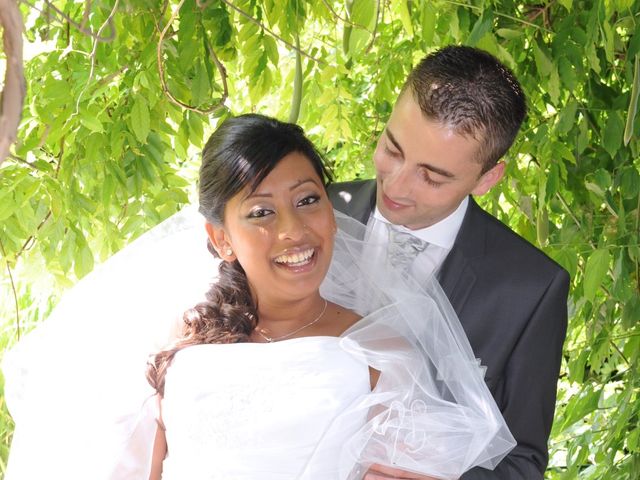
[329,46,570,479]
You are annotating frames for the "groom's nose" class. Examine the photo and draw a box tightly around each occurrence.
[385,164,416,198]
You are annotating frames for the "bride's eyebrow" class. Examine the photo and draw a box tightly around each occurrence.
[245,178,320,200]
[289,178,320,190]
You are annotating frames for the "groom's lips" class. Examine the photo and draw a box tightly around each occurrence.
[381,192,412,211]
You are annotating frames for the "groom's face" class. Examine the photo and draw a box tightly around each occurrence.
[372,92,504,230]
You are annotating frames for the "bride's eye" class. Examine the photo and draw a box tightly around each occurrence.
[247,207,273,218]
[297,194,320,207]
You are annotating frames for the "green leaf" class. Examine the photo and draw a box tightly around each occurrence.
[558,0,573,10]
[191,62,211,106]
[628,427,640,453]
[558,56,578,91]
[347,0,376,56]
[467,8,493,47]
[263,35,279,66]
[80,114,104,133]
[495,28,522,40]
[624,54,640,146]
[396,0,413,37]
[421,2,437,45]
[545,163,560,201]
[557,388,601,432]
[622,296,640,329]
[548,67,561,104]
[583,248,611,301]
[130,96,150,144]
[74,241,94,279]
[351,0,375,28]
[603,111,624,158]
[586,43,601,74]
[533,42,553,76]
[619,166,640,199]
[556,99,579,134]
[348,29,370,57]
[601,21,615,63]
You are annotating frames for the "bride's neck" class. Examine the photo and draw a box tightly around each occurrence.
[256,293,325,326]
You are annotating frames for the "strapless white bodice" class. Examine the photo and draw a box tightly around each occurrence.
[161,337,370,479]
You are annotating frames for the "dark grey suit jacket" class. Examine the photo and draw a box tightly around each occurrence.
[328,179,569,480]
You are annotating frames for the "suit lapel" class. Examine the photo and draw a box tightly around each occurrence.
[438,197,486,313]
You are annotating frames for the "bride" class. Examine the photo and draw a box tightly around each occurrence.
[3,114,514,479]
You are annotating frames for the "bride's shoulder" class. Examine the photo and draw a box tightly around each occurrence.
[326,302,361,336]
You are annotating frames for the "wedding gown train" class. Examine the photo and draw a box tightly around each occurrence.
[3,208,515,479]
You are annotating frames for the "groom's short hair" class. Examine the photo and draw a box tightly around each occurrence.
[402,45,527,173]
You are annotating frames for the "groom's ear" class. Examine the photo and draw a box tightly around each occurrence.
[471,161,505,196]
[205,223,236,261]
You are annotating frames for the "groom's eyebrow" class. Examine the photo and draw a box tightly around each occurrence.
[386,128,455,179]
[385,128,405,156]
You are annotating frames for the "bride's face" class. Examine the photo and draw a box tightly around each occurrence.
[211,152,336,305]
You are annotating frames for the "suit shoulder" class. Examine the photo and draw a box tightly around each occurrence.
[327,179,375,218]
[327,179,373,196]
[474,204,568,278]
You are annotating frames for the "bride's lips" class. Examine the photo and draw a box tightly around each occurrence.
[273,247,318,273]
[381,192,412,211]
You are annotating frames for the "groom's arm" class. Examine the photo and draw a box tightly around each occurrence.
[462,268,570,480]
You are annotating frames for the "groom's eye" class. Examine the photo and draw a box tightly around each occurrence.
[384,145,400,157]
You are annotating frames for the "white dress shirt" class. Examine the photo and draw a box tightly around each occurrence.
[366,196,469,279]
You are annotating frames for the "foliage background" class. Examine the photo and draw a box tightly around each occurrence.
[1,0,639,477]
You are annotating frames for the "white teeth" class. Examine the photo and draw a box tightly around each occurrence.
[274,248,314,266]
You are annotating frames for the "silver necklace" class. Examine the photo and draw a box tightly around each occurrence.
[255,299,328,343]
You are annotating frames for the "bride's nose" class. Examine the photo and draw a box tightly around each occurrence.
[277,209,305,242]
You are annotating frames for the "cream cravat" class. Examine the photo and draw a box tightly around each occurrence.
[387,225,429,272]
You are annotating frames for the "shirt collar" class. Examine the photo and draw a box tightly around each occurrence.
[373,196,469,250]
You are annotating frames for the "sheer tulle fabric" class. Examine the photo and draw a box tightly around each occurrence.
[3,207,514,479]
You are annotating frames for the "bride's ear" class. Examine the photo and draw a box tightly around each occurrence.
[205,223,236,261]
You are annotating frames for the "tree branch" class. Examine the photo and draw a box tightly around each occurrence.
[0,0,26,167]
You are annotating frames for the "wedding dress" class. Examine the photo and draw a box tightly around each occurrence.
[3,208,515,480]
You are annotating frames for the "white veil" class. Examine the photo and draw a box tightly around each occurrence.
[3,207,514,479]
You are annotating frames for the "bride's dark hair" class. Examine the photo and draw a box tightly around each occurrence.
[147,114,332,395]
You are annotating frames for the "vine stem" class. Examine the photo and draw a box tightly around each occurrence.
[636,196,640,294]
[20,0,115,42]
[0,237,20,339]
[610,340,630,367]
[555,191,596,250]
[442,0,552,32]
[73,0,120,117]
[320,0,373,32]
